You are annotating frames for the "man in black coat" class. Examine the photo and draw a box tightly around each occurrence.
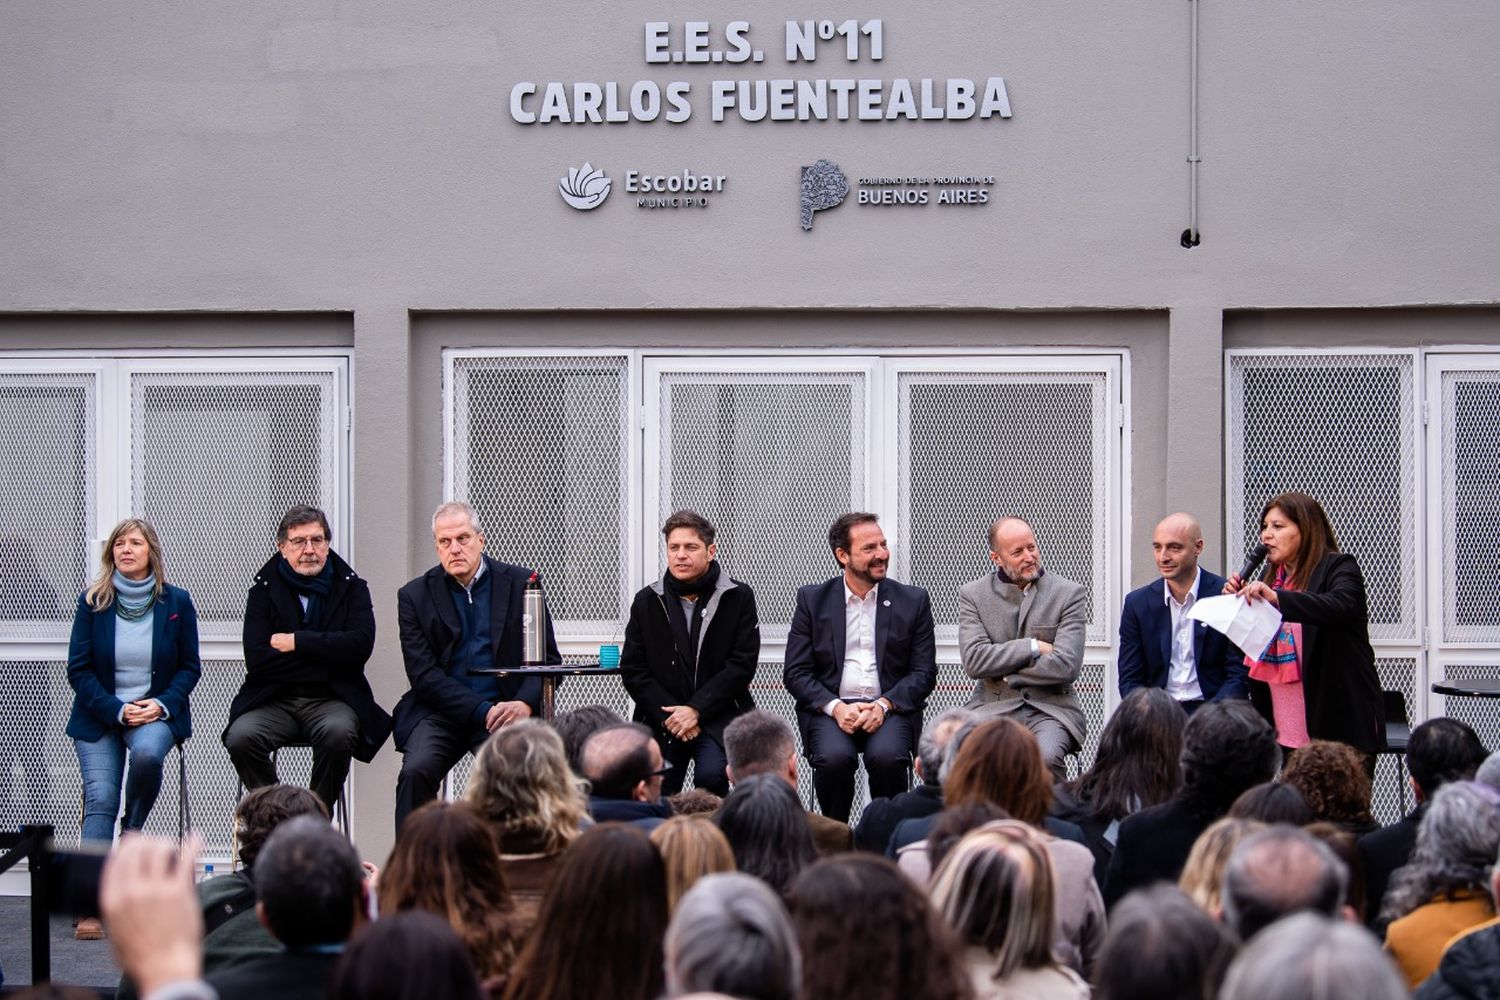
[1359,717,1488,928]
[391,501,560,831]
[225,506,392,813]
[783,512,938,824]
[619,510,759,796]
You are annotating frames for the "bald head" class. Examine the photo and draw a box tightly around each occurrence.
[1153,512,1205,588]
[988,517,1041,585]
[581,723,663,801]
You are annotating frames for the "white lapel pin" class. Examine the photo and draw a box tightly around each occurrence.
[883,600,891,607]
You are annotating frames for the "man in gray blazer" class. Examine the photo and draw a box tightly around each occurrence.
[958,516,1087,779]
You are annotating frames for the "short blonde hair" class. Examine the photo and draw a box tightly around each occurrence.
[1179,817,1266,913]
[651,815,736,913]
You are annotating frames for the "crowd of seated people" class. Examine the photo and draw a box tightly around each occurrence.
[50,700,1500,1000]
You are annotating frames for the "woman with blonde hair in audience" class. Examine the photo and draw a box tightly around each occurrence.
[464,719,589,932]
[930,821,1089,1000]
[378,801,520,992]
[1178,817,1265,915]
[651,814,736,913]
[900,718,1104,977]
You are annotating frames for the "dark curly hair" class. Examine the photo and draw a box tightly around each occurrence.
[1280,741,1375,829]
[788,855,973,1000]
[1180,700,1279,816]
[234,783,328,870]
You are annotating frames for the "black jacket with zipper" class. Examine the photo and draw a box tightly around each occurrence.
[618,572,759,742]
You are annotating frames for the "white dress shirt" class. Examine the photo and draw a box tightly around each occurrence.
[1164,568,1205,702]
[825,581,881,714]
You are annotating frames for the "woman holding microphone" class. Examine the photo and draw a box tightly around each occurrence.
[1224,492,1384,770]
[66,518,201,937]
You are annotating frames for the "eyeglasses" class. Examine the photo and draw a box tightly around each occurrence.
[643,760,674,780]
[284,535,328,550]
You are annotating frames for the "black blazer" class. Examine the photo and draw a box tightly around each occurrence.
[1102,796,1216,910]
[1358,803,1425,929]
[1116,570,1249,701]
[618,576,759,741]
[229,551,392,763]
[783,575,938,725]
[1248,552,1385,753]
[392,556,561,747]
[65,585,200,744]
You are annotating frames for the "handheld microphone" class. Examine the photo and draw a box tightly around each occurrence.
[1236,542,1269,583]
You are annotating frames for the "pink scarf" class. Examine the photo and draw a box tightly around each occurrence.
[1246,567,1302,685]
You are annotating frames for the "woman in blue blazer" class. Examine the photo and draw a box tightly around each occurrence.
[66,519,201,853]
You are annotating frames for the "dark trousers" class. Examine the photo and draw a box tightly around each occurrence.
[395,713,489,833]
[658,731,729,797]
[802,711,915,824]
[224,696,359,813]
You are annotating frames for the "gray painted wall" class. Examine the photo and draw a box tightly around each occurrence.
[3,0,1498,859]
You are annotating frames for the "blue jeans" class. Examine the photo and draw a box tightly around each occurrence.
[74,721,175,845]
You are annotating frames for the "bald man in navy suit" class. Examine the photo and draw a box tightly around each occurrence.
[1116,512,1248,713]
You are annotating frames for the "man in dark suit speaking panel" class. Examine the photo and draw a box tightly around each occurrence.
[783,512,937,824]
[391,500,561,831]
[1116,512,1248,713]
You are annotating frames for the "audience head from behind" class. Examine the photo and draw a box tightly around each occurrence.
[503,824,669,1000]
[1218,913,1405,1000]
[331,910,484,1000]
[715,773,816,897]
[916,708,978,789]
[723,709,799,786]
[1094,884,1237,1000]
[553,704,625,776]
[664,873,801,1000]
[1179,700,1279,816]
[254,815,367,949]
[1380,779,1500,925]
[651,815,736,913]
[581,721,668,802]
[233,783,329,872]
[466,718,588,855]
[1065,687,1184,822]
[943,718,1051,826]
[1302,822,1367,924]
[926,802,1011,873]
[1227,782,1314,825]
[1177,817,1266,914]
[1279,740,1376,831]
[929,820,1083,995]
[666,788,723,815]
[377,801,517,984]
[1220,825,1349,939]
[1478,750,1500,791]
[1408,717,1489,802]
[787,855,972,1000]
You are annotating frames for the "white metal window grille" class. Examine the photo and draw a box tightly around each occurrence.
[1371,657,1418,826]
[647,362,871,641]
[0,658,76,839]
[893,366,1115,644]
[1226,352,1418,646]
[1434,364,1500,644]
[446,354,631,638]
[0,371,97,640]
[131,367,343,640]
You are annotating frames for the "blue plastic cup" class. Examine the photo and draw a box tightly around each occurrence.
[599,644,621,669]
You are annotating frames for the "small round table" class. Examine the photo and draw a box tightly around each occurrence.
[468,664,619,720]
[1431,677,1500,699]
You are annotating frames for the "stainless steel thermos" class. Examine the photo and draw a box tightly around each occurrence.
[522,571,547,665]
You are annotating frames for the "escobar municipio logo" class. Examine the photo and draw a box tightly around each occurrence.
[559,162,611,210]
